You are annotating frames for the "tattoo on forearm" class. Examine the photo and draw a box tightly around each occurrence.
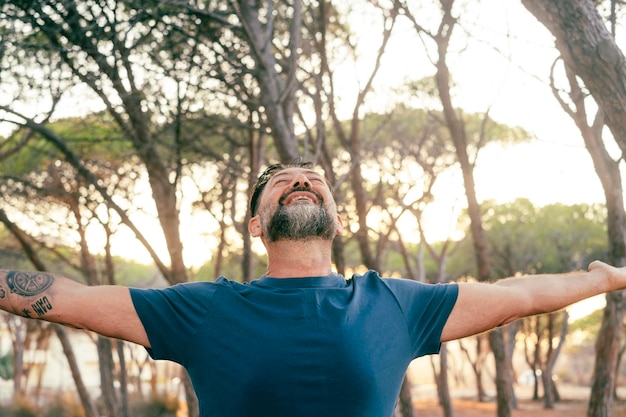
[6,271,54,297]
[31,296,52,317]
[0,288,5,299]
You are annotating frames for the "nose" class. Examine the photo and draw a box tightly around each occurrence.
[291,173,311,188]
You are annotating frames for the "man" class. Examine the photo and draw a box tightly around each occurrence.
[0,161,625,417]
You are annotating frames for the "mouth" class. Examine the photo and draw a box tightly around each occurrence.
[280,189,322,205]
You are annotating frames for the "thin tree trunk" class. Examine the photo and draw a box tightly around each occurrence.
[55,325,99,417]
[489,329,511,417]
[181,369,199,417]
[543,311,568,409]
[412,0,512,412]
[588,291,625,417]
[397,375,415,417]
[116,341,129,417]
[98,336,121,417]
[438,344,455,417]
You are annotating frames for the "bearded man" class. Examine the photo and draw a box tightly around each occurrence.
[1,160,625,417]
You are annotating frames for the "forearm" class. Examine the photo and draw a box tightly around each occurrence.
[0,269,150,346]
[0,269,81,323]
[442,261,622,341]
[493,266,612,316]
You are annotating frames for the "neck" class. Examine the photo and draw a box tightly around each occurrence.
[263,238,334,278]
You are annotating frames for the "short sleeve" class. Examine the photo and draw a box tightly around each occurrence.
[382,278,458,357]
[129,282,218,365]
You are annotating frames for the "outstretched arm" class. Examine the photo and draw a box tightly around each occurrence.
[441,261,625,342]
[0,270,150,347]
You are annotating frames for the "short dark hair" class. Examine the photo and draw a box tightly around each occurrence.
[249,160,314,217]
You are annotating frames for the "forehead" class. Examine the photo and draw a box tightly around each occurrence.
[269,167,325,182]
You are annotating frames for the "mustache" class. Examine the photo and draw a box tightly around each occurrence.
[278,187,324,205]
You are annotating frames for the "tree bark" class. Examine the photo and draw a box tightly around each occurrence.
[430,3,512,414]
[438,345,455,417]
[0,208,99,417]
[235,0,300,162]
[181,369,199,417]
[543,311,568,409]
[397,375,415,417]
[98,337,121,417]
[521,0,626,158]
[546,49,626,417]
[54,326,99,417]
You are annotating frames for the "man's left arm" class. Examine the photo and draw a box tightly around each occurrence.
[440,261,625,342]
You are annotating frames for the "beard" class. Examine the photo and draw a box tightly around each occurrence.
[262,192,337,242]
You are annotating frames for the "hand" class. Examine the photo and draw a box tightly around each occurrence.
[588,260,626,291]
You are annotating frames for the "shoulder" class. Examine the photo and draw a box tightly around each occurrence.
[352,270,457,294]
[130,276,244,301]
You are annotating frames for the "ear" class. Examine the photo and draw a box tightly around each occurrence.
[249,215,263,238]
[335,214,344,236]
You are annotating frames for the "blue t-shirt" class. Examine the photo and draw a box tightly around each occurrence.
[130,270,458,417]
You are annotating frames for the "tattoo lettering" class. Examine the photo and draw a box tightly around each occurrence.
[31,296,52,317]
[6,271,54,297]
[22,308,32,319]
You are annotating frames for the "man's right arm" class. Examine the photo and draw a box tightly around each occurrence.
[0,270,150,347]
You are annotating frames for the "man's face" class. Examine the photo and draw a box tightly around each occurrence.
[253,168,342,242]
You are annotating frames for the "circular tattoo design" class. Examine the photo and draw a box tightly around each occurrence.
[7,271,54,297]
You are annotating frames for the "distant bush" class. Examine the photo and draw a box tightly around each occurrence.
[0,394,84,417]
[130,396,179,417]
[43,396,85,417]
[0,394,179,417]
[0,396,37,417]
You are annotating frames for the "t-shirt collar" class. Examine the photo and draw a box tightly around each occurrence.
[254,273,346,289]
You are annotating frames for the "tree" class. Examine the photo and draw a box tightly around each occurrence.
[521,0,626,156]
[523,2,626,414]
[397,1,516,415]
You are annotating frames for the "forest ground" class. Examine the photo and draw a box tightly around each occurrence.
[412,384,626,417]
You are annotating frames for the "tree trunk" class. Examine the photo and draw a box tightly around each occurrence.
[543,311,568,409]
[98,336,121,417]
[7,316,26,400]
[489,329,511,417]
[55,325,99,417]
[521,0,626,156]
[505,322,521,409]
[0,210,98,417]
[438,344,455,417]
[235,0,300,162]
[458,335,488,402]
[588,291,624,417]
[544,46,626,417]
[423,2,511,413]
[516,3,626,410]
[181,369,199,417]
[397,375,414,417]
[116,341,129,417]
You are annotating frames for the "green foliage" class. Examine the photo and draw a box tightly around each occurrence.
[0,112,130,177]
[446,199,608,280]
[0,349,13,380]
[569,307,603,337]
